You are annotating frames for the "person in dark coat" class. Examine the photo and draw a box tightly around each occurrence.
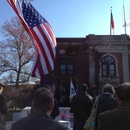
[94,84,118,130]
[43,85,60,119]
[0,83,8,130]
[50,99,59,119]
[98,82,130,130]
[70,84,93,130]
[30,84,60,119]
[11,87,67,130]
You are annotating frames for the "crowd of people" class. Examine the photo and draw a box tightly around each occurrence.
[0,82,130,130]
[70,82,130,130]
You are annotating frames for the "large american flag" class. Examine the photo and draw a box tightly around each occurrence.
[111,12,115,29]
[7,0,57,78]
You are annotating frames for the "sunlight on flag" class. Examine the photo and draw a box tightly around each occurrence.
[7,0,57,78]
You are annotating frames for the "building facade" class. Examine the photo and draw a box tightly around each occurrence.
[41,34,130,93]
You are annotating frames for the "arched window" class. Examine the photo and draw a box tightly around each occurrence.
[101,56,116,77]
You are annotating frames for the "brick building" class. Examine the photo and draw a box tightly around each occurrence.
[41,34,130,94]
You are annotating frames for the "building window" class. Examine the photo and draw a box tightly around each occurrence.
[60,59,74,76]
[101,56,116,77]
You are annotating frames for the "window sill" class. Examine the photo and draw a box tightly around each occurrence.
[99,76,120,83]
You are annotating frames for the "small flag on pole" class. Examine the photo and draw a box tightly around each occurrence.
[111,12,115,29]
[70,79,76,99]
[7,0,57,78]
[51,83,56,95]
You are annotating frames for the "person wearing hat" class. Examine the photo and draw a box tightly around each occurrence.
[0,83,8,130]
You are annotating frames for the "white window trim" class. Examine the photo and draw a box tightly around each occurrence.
[99,54,119,77]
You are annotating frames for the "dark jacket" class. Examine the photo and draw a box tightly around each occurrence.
[95,93,118,130]
[70,92,92,125]
[11,112,67,130]
[50,99,60,119]
[0,94,8,130]
[98,102,130,130]
[31,99,60,119]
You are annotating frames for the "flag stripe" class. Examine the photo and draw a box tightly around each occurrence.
[44,23,57,47]
[36,56,44,76]
[31,56,40,77]
[30,28,52,72]
[111,12,115,29]
[38,24,55,61]
[32,55,46,77]
[43,24,56,60]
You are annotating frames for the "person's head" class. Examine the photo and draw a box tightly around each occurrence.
[32,87,54,114]
[102,84,115,95]
[0,83,5,93]
[80,84,88,92]
[115,82,130,103]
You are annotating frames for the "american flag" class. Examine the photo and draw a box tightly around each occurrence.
[7,0,57,78]
[111,12,115,29]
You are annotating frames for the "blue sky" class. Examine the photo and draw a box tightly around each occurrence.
[0,0,130,39]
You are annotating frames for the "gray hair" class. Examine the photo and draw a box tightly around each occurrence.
[102,84,115,95]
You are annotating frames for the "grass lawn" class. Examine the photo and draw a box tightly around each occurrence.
[4,109,21,121]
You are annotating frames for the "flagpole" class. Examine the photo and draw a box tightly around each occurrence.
[109,7,112,81]
[123,0,127,34]
[110,7,112,36]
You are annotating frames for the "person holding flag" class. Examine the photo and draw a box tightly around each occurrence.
[70,84,93,130]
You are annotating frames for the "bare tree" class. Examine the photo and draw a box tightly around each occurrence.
[0,17,35,88]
